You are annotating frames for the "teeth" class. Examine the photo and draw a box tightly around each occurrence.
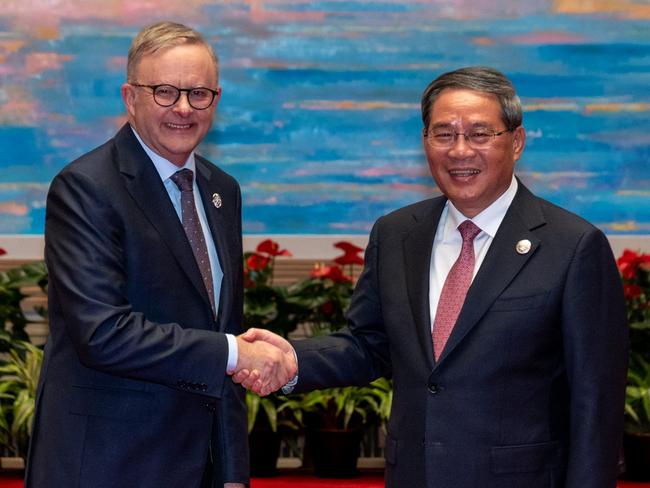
[166,123,191,129]
[449,169,480,176]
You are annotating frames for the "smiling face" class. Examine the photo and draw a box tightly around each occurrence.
[423,88,525,217]
[121,43,220,166]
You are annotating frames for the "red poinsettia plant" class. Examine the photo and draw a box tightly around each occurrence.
[618,249,650,328]
[617,249,650,432]
[243,239,364,338]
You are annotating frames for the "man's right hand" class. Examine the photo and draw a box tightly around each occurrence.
[232,329,296,396]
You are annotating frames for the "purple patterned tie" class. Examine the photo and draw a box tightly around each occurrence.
[170,169,216,316]
[432,220,482,360]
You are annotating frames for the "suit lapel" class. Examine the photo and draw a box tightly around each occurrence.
[114,125,212,311]
[403,198,446,370]
[195,159,233,331]
[435,182,546,365]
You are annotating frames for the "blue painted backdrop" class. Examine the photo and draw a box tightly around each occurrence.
[1,1,649,235]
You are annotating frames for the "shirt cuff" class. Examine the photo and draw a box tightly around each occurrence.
[225,333,238,373]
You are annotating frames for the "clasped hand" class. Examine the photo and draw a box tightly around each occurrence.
[231,329,296,396]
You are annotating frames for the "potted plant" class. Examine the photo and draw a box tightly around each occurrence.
[0,335,43,467]
[246,391,302,477]
[284,263,354,336]
[618,249,650,480]
[243,239,392,476]
[0,260,48,347]
[299,377,391,478]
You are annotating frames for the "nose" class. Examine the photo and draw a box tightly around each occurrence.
[172,92,193,115]
[448,133,476,157]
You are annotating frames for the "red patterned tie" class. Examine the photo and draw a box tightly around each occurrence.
[432,220,482,360]
[170,169,216,316]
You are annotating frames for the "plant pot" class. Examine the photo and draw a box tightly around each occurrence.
[248,429,281,477]
[622,431,650,481]
[307,428,363,478]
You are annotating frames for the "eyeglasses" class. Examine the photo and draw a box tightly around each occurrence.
[425,127,512,149]
[130,83,220,110]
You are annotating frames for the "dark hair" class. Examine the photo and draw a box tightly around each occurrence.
[420,66,522,130]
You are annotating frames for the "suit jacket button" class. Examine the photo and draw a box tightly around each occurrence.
[206,401,217,412]
[428,383,439,395]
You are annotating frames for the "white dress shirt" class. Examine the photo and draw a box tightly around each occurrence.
[131,127,238,372]
[429,176,519,329]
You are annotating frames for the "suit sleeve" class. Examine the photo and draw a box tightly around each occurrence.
[562,227,628,488]
[45,167,230,397]
[292,219,392,391]
[216,182,250,484]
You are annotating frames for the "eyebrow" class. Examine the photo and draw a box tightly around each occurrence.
[430,121,494,129]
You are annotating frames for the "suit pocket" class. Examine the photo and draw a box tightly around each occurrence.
[69,385,155,422]
[490,292,548,312]
[490,440,562,474]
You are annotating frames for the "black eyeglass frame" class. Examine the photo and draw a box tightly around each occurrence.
[424,127,513,149]
[130,83,221,110]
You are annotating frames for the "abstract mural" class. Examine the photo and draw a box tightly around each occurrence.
[1,0,649,235]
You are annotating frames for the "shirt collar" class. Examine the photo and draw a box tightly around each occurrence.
[130,125,196,182]
[443,175,518,240]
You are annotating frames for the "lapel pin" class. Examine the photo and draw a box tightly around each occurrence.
[212,193,222,209]
[515,239,532,255]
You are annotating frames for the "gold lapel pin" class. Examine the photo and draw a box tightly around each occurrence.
[515,239,532,255]
[212,193,222,209]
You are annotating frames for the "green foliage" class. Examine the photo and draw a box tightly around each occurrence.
[0,261,48,347]
[284,276,353,335]
[0,336,43,457]
[625,354,650,433]
[246,390,303,434]
[299,378,392,431]
[243,251,355,338]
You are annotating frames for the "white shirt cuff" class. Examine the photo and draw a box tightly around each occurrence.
[225,333,238,373]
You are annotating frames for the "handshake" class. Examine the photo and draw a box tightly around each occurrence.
[230,329,297,396]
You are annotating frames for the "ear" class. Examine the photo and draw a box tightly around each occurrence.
[121,83,137,119]
[512,126,526,162]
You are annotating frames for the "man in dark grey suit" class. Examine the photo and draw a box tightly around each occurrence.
[26,21,295,488]
[238,67,628,487]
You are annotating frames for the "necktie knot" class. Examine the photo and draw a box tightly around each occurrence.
[170,169,194,192]
[458,220,481,243]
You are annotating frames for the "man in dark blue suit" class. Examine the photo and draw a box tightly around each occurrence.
[239,67,628,487]
[26,21,295,488]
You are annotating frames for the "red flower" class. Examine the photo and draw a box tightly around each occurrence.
[0,247,6,257]
[256,239,292,257]
[617,249,650,280]
[624,284,643,300]
[246,253,270,271]
[243,269,255,289]
[320,301,334,316]
[333,241,364,266]
[310,263,352,283]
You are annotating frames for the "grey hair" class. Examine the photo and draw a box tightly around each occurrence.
[420,66,522,131]
[126,21,219,82]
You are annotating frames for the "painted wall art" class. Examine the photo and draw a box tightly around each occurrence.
[1,0,648,235]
